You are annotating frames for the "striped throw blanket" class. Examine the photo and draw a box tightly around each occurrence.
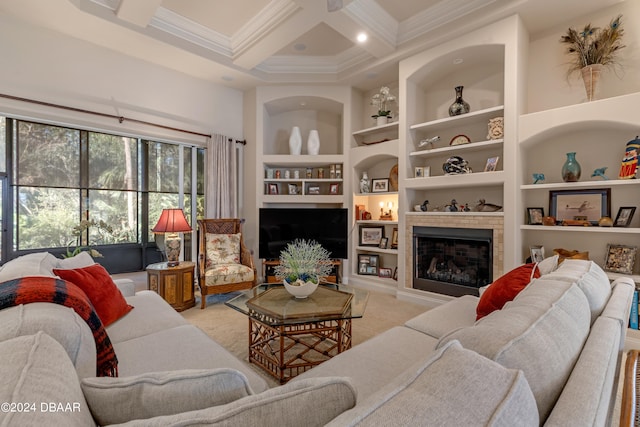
[0,276,118,377]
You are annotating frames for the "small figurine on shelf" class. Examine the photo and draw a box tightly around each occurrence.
[474,199,503,212]
[419,136,440,149]
[360,172,370,193]
[591,167,609,180]
[446,199,459,212]
[532,173,545,184]
[619,136,639,179]
[420,200,429,212]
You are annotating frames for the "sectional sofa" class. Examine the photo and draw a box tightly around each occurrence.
[0,252,634,426]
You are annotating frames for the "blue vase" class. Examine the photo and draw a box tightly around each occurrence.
[561,152,581,182]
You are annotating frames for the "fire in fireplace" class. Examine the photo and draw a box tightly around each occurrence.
[413,226,492,297]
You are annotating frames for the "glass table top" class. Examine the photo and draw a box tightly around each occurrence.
[225,283,369,326]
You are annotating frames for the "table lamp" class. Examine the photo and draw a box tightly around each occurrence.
[152,208,192,266]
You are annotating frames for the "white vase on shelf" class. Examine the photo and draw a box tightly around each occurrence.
[307,129,320,155]
[376,116,389,126]
[289,126,302,155]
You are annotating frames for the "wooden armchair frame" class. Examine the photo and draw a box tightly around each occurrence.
[621,349,640,426]
[197,218,256,309]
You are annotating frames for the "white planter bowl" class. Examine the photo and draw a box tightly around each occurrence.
[283,279,318,299]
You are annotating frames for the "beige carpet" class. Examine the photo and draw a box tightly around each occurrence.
[179,287,428,387]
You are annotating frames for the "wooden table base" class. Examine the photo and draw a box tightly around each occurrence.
[247,317,352,384]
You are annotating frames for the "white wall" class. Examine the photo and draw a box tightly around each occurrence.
[0,14,243,145]
[527,1,640,113]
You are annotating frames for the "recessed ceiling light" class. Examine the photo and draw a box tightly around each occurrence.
[293,43,307,51]
[453,58,464,65]
[357,32,367,43]
[299,101,307,107]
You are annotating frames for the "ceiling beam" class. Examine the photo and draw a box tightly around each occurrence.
[116,0,162,28]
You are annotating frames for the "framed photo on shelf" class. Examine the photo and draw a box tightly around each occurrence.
[604,244,637,275]
[549,188,611,225]
[379,237,388,249]
[378,268,393,278]
[371,178,389,193]
[307,185,320,195]
[268,183,278,195]
[391,227,399,249]
[329,183,340,195]
[359,226,384,246]
[357,254,379,276]
[527,207,544,225]
[614,206,636,227]
[288,183,298,195]
[393,266,398,281]
[484,156,500,172]
[414,167,424,178]
[530,245,545,263]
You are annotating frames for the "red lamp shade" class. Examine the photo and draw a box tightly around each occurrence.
[152,209,192,266]
[152,209,192,233]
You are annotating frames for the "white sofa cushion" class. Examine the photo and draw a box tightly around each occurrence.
[109,377,356,427]
[0,303,97,378]
[113,324,269,393]
[438,279,591,422]
[404,294,478,339]
[542,259,612,324]
[81,368,253,425]
[0,332,95,427]
[0,252,59,282]
[326,340,538,426]
[56,251,95,270]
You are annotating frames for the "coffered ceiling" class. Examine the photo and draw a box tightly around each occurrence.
[0,0,622,90]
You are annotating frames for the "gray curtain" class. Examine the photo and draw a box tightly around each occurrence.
[206,134,237,218]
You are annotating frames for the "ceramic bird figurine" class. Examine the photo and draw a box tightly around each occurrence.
[591,167,609,180]
[420,200,429,212]
[532,173,545,184]
[419,135,440,149]
[474,199,503,212]
[447,199,459,212]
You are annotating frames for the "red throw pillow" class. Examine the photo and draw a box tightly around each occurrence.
[53,264,133,326]
[476,263,541,320]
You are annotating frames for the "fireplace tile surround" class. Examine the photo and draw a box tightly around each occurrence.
[405,213,504,294]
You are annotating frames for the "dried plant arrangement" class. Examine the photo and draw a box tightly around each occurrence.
[560,14,625,77]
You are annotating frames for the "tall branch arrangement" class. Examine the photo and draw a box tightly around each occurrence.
[560,15,625,77]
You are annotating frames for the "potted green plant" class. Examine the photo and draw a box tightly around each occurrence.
[273,239,333,298]
[370,86,396,126]
[560,15,624,101]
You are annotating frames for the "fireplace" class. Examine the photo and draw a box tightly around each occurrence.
[413,226,493,297]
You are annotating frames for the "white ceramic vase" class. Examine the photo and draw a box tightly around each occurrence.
[307,129,320,155]
[289,126,302,155]
[283,278,318,299]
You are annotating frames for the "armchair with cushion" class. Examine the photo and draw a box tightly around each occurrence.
[197,218,256,309]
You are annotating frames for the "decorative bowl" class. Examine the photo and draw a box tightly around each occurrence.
[283,279,318,299]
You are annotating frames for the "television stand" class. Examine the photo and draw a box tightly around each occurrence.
[262,259,342,284]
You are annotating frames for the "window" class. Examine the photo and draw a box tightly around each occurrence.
[8,118,204,262]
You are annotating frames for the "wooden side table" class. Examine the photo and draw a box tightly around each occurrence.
[147,261,195,311]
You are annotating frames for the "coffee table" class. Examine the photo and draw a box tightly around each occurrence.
[225,283,369,383]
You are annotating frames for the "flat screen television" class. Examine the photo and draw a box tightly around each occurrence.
[259,208,348,260]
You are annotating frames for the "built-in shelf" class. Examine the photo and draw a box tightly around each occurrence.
[406,211,504,217]
[262,195,344,203]
[410,139,503,158]
[263,154,343,166]
[354,191,398,197]
[405,171,504,189]
[356,246,398,255]
[521,225,640,234]
[410,105,504,134]
[352,121,399,137]
[521,180,640,190]
[356,220,398,225]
